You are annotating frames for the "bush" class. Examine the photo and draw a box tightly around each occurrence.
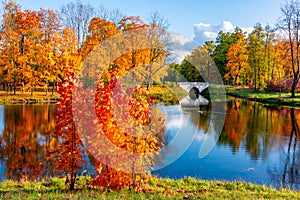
[266,79,300,92]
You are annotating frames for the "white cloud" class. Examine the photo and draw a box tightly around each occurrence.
[168,30,199,63]
[169,20,254,63]
[194,22,212,30]
[166,117,183,129]
[220,21,235,32]
[170,32,192,45]
[202,31,218,40]
[241,27,255,34]
[193,20,253,44]
[170,49,192,64]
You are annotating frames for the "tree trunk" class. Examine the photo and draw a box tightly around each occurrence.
[254,59,257,91]
[46,80,48,96]
[147,64,153,91]
[52,81,55,96]
[13,79,16,95]
[70,176,75,191]
[22,81,24,93]
[291,76,298,98]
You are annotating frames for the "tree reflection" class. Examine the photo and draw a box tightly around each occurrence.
[219,98,251,152]
[218,99,300,190]
[281,108,300,190]
[0,105,56,181]
[181,104,211,133]
[219,98,299,159]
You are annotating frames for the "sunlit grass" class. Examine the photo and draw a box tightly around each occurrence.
[0,90,60,104]
[226,87,300,107]
[0,177,299,199]
[149,85,188,104]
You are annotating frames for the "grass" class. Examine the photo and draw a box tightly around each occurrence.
[0,177,299,199]
[0,90,60,104]
[0,85,186,105]
[226,86,300,107]
[149,85,188,105]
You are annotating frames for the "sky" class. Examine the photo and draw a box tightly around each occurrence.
[15,0,282,40]
[13,0,283,62]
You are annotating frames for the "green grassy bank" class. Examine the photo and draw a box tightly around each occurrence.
[0,177,299,199]
[226,87,300,107]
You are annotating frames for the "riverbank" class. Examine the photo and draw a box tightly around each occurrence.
[226,87,300,107]
[2,86,300,108]
[0,86,187,105]
[0,91,60,104]
[0,177,299,199]
[149,85,188,104]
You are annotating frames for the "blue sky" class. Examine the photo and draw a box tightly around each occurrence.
[15,0,282,40]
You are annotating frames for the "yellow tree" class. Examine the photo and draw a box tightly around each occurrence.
[37,8,61,95]
[15,9,42,95]
[117,16,168,87]
[57,27,82,82]
[270,39,294,92]
[82,17,120,59]
[226,37,250,85]
[80,17,121,89]
[275,40,293,80]
[0,0,20,94]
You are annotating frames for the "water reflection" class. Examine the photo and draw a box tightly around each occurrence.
[179,95,209,107]
[0,105,56,181]
[218,98,300,189]
[154,98,300,190]
[0,98,299,190]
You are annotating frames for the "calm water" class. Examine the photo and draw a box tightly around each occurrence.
[0,98,299,190]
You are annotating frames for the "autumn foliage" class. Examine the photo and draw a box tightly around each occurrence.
[44,12,166,190]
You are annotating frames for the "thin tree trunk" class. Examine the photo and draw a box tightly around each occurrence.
[147,63,153,91]
[291,75,298,98]
[46,80,48,96]
[52,80,55,96]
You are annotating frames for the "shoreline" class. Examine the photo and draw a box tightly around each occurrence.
[0,86,186,105]
[226,88,300,108]
[0,176,299,199]
[2,87,300,108]
[0,97,61,104]
[0,91,61,105]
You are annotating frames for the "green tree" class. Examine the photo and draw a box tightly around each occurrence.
[212,28,242,84]
[188,45,213,81]
[248,23,267,91]
[178,59,204,82]
[264,25,277,88]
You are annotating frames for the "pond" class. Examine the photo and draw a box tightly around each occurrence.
[0,97,299,190]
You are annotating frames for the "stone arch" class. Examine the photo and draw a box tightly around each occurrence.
[189,86,200,100]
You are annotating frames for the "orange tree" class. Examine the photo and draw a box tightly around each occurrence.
[79,19,165,190]
[52,16,166,191]
[48,27,83,191]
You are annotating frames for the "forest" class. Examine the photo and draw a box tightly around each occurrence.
[1,0,300,193]
[1,0,300,97]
